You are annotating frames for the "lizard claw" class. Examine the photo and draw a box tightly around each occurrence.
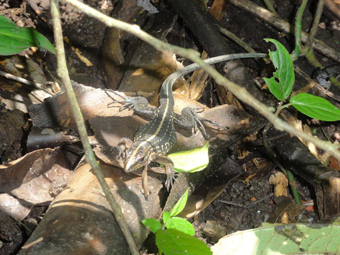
[117,138,133,160]
[164,166,177,191]
[117,101,135,111]
[106,90,136,111]
[117,146,126,160]
[165,173,176,191]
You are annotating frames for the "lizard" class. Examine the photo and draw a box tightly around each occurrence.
[113,53,267,195]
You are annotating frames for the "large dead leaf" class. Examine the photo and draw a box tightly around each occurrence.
[0,148,73,220]
[19,161,164,254]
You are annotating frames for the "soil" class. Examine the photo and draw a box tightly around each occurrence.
[0,0,339,254]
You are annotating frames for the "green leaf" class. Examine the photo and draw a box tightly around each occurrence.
[170,188,189,217]
[167,142,209,173]
[211,222,340,254]
[0,15,56,55]
[163,211,170,225]
[290,93,340,121]
[263,77,284,101]
[156,228,212,255]
[264,38,295,101]
[165,217,195,236]
[142,218,162,233]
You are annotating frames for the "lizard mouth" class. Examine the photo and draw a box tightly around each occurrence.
[124,158,144,173]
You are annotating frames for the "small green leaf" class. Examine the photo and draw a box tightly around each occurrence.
[163,211,170,225]
[0,15,56,55]
[290,93,340,121]
[156,228,212,255]
[168,142,209,173]
[263,77,284,101]
[142,218,162,233]
[170,188,189,217]
[165,217,195,236]
[264,38,295,101]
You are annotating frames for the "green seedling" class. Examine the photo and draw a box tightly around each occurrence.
[264,39,340,121]
[142,189,212,255]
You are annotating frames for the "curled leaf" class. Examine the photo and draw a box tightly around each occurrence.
[168,142,209,173]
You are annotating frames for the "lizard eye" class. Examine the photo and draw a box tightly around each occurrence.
[138,156,145,163]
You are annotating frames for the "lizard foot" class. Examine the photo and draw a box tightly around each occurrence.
[117,137,133,160]
[106,90,136,111]
[165,171,176,191]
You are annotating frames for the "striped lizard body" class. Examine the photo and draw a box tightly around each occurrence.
[116,53,267,195]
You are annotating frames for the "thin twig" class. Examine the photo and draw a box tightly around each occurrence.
[303,0,340,90]
[50,1,139,254]
[228,0,340,62]
[307,0,325,49]
[219,26,256,53]
[0,70,54,96]
[303,0,324,68]
[63,0,340,164]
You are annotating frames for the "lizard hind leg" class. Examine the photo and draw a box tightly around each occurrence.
[175,107,229,139]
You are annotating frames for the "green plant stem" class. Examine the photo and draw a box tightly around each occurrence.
[269,157,302,205]
[305,48,323,68]
[263,0,278,15]
[280,103,291,109]
[329,76,340,90]
[50,1,139,254]
[292,0,307,59]
[286,171,302,204]
[219,26,256,53]
[63,0,340,166]
[264,139,302,205]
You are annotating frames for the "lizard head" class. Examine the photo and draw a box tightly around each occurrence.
[124,141,155,173]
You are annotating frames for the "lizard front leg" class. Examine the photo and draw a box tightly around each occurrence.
[117,137,133,160]
[142,164,150,197]
[141,158,174,197]
[123,142,175,195]
[107,90,156,118]
[153,155,175,191]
